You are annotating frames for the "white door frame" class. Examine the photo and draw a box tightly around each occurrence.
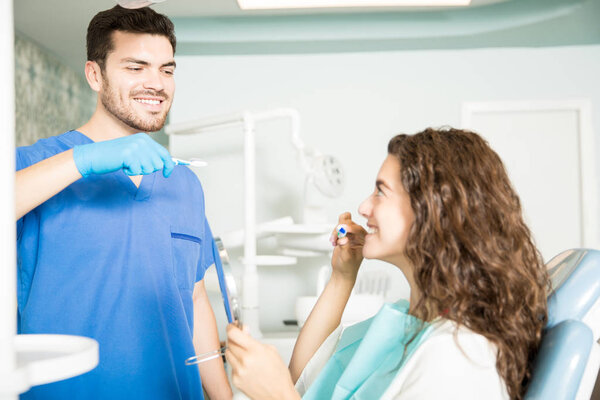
[461,99,598,250]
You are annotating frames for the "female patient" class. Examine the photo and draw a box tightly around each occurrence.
[226,127,549,400]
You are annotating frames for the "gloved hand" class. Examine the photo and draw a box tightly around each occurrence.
[72,133,175,178]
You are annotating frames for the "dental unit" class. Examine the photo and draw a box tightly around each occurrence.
[166,107,345,338]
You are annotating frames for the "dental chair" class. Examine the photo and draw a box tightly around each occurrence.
[525,249,600,400]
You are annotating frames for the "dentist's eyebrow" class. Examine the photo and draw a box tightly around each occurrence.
[120,58,150,65]
[119,58,176,69]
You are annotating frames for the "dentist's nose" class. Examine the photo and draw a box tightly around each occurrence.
[143,69,164,92]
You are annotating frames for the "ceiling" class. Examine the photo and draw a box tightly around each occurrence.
[153,0,508,15]
[14,0,600,72]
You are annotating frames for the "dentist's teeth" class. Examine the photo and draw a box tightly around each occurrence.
[135,98,161,105]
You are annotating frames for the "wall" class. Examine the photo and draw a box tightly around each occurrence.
[14,33,95,147]
[169,45,600,332]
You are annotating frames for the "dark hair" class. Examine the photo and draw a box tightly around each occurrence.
[87,5,176,69]
[388,127,549,400]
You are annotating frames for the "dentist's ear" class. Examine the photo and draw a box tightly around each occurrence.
[84,61,103,93]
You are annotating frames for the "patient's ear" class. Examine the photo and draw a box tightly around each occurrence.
[84,61,102,93]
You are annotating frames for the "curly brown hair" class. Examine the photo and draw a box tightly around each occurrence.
[388,127,549,400]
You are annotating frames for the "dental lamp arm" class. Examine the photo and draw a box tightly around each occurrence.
[288,212,365,383]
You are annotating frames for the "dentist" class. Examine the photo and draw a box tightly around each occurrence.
[226,127,549,400]
[15,5,231,400]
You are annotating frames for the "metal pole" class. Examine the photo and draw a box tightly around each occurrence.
[241,113,262,337]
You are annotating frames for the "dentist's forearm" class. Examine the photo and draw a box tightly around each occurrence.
[15,149,82,220]
[288,272,355,383]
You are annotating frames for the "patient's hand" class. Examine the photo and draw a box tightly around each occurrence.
[330,212,367,281]
[226,324,300,400]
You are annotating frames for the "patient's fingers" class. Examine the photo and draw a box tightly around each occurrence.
[226,325,248,370]
[330,212,351,245]
[225,346,241,369]
[329,212,366,248]
[226,324,246,348]
[227,323,256,350]
[338,212,352,224]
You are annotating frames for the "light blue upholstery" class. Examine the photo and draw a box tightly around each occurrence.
[546,249,600,329]
[525,320,593,400]
[524,249,600,400]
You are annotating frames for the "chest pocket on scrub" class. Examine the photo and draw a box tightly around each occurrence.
[170,225,202,290]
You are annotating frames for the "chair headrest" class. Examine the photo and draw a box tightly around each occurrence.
[546,249,600,329]
[525,319,593,400]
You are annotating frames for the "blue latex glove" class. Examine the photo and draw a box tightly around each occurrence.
[72,133,175,178]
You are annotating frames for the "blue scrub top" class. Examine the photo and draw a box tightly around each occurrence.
[17,131,214,400]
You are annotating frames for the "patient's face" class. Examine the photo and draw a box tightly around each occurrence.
[358,155,415,265]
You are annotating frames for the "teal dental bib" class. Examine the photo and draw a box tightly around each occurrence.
[302,300,433,400]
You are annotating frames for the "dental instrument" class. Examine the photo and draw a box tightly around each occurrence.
[185,238,241,365]
[184,347,227,365]
[172,157,208,167]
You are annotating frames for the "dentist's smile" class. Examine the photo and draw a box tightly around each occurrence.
[133,97,164,111]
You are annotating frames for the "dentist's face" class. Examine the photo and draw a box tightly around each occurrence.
[99,31,175,132]
[359,155,415,265]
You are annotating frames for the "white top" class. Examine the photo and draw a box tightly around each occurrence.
[296,319,509,399]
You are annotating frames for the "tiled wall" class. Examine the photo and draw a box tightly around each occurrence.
[14,33,95,147]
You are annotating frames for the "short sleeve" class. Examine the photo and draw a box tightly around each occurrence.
[16,146,31,171]
[196,218,215,282]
